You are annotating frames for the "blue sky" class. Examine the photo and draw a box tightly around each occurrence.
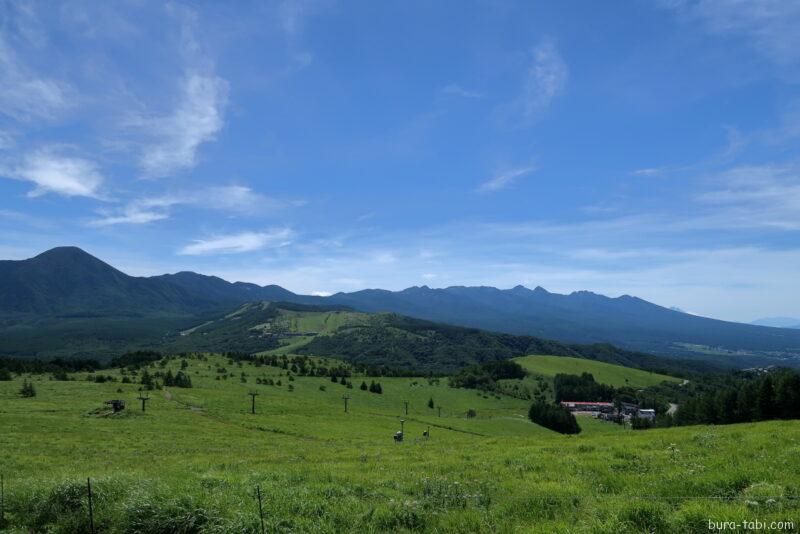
[1,1,799,322]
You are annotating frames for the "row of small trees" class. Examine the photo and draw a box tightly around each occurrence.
[361,380,383,394]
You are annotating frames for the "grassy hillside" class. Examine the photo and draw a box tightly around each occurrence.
[1,354,798,532]
[292,312,712,375]
[514,355,682,388]
[2,300,721,378]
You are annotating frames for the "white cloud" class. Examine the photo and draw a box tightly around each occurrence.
[695,165,800,230]
[3,148,104,198]
[631,167,666,177]
[136,73,228,177]
[374,252,397,264]
[664,0,800,65]
[440,84,483,99]
[90,185,289,226]
[478,165,536,192]
[521,40,567,121]
[179,229,293,255]
[89,205,168,227]
[0,37,71,121]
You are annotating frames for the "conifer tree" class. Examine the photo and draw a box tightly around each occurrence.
[19,379,36,398]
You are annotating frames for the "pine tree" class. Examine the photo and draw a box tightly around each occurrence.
[140,369,154,390]
[428,397,434,409]
[19,379,36,398]
[360,381,368,391]
[756,376,776,420]
[0,368,11,381]
[174,371,193,388]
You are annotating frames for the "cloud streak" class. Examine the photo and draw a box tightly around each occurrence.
[0,37,71,121]
[178,228,293,255]
[478,165,536,192]
[663,0,800,64]
[90,186,288,226]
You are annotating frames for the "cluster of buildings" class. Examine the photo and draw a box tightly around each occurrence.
[560,401,655,422]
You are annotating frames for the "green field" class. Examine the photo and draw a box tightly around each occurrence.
[1,354,798,533]
[514,355,682,388]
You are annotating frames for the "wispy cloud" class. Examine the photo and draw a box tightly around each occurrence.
[662,0,800,65]
[2,148,105,198]
[631,167,666,177]
[0,37,71,121]
[89,203,169,227]
[478,165,536,192]
[178,228,293,255]
[440,84,483,99]
[135,73,228,177]
[91,185,288,226]
[521,39,568,121]
[695,164,800,230]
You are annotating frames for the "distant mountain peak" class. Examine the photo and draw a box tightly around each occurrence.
[34,246,95,260]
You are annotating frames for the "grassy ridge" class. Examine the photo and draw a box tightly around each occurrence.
[1,354,798,532]
[514,355,682,388]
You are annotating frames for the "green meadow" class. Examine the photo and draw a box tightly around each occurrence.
[1,354,798,533]
[513,355,682,388]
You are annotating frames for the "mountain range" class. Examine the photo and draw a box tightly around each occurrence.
[1,246,799,367]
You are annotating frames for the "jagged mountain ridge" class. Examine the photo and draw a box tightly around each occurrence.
[2,247,799,366]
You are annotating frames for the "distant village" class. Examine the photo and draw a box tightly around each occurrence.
[560,401,655,423]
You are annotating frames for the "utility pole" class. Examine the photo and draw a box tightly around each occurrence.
[137,395,150,412]
[403,400,409,415]
[256,485,265,534]
[87,478,95,534]
[400,419,405,434]
[248,392,259,414]
[342,395,350,413]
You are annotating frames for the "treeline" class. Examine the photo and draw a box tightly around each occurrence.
[449,360,526,390]
[528,401,581,434]
[667,369,800,427]
[0,356,102,375]
[1,349,412,381]
[553,373,615,403]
